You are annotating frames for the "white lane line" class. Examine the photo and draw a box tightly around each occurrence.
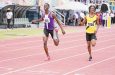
[1,45,115,75]
[0,32,85,47]
[23,70,59,74]
[0,36,115,63]
[0,38,84,53]
[0,27,114,47]
[1,31,115,53]
[0,34,115,63]
[63,56,115,75]
[0,67,13,70]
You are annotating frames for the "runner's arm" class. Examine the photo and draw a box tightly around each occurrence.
[52,13,65,35]
[32,17,44,23]
[95,16,100,34]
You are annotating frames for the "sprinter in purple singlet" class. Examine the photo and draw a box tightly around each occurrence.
[32,3,65,61]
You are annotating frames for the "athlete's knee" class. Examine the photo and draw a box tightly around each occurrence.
[92,41,96,47]
[43,40,47,46]
[91,40,96,47]
[44,42,47,45]
[87,45,91,48]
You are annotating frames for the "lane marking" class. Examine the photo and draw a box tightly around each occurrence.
[1,45,115,75]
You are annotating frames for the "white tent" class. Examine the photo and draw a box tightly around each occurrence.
[54,2,88,11]
[0,3,7,9]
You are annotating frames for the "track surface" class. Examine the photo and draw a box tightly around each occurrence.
[0,26,115,75]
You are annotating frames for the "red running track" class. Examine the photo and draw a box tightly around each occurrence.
[0,26,115,75]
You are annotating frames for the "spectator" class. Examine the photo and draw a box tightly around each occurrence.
[74,12,79,26]
[76,12,81,26]
[110,10,114,24]
[68,14,74,26]
[102,12,107,27]
[113,13,115,24]
[96,12,102,25]
[65,11,69,25]
[62,11,67,23]
[6,8,13,29]
[80,11,85,25]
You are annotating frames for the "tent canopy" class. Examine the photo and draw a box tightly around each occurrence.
[54,2,88,11]
[0,4,8,9]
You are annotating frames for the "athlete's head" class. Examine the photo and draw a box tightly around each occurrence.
[89,5,96,13]
[44,3,50,11]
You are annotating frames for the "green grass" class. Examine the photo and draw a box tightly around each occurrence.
[0,27,80,40]
[0,28,43,40]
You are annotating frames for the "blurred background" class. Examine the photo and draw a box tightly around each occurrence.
[0,0,114,28]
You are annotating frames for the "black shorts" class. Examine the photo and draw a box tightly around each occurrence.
[86,33,97,41]
[44,28,54,38]
[7,19,11,24]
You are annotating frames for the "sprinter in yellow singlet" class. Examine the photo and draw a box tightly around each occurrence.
[83,5,100,61]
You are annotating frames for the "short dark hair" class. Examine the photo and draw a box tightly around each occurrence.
[45,3,50,7]
[89,5,96,12]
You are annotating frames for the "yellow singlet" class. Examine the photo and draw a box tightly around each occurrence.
[86,14,97,33]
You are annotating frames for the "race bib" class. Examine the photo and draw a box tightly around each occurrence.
[44,15,50,23]
[87,22,94,26]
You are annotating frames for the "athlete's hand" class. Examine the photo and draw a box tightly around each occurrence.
[94,30,97,35]
[62,30,66,35]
